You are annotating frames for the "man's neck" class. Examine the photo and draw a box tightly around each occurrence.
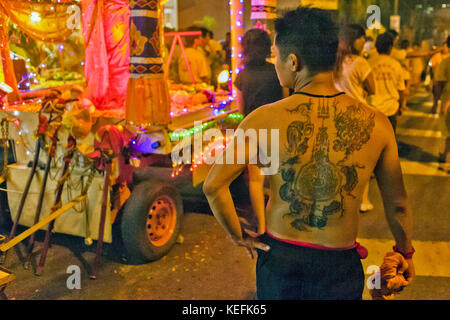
[294,70,339,94]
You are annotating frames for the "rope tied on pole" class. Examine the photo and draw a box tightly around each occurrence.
[0,118,9,184]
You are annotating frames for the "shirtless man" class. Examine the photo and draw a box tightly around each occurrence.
[203,7,414,300]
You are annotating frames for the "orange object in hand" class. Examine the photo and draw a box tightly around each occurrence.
[370,252,411,300]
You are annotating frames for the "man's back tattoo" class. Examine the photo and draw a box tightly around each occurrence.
[279,98,375,232]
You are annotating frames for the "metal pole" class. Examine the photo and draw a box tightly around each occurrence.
[90,159,111,280]
[23,138,56,270]
[0,139,41,265]
[394,0,399,15]
[35,136,76,276]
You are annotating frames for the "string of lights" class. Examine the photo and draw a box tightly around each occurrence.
[170,112,243,178]
[169,111,243,141]
[229,0,245,98]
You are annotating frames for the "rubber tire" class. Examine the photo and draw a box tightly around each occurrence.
[121,180,183,264]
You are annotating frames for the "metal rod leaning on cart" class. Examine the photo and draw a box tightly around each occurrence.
[0,95,63,264]
[35,135,77,276]
[90,154,112,280]
[23,131,59,270]
[0,134,41,265]
[0,119,10,185]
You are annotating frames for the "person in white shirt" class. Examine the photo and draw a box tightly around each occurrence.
[389,29,444,109]
[335,24,376,213]
[409,43,425,93]
[178,27,209,84]
[368,32,406,133]
[362,36,377,59]
[430,39,450,114]
[392,40,412,104]
[335,24,375,104]
[435,38,450,163]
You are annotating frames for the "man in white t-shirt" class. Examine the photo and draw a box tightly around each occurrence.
[430,38,450,114]
[368,32,405,133]
[178,29,209,84]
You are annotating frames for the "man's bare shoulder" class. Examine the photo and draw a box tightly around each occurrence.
[239,97,293,129]
[341,94,390,120]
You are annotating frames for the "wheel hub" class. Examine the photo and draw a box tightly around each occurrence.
[146,195,177,247]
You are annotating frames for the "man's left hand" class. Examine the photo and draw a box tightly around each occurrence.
[231,228,270,259]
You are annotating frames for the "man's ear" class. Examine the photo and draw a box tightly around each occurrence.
[288,54,301,72]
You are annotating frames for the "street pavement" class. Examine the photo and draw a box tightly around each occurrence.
[1,87,449,300]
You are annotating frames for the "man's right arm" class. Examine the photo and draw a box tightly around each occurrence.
[406,47,443,58]
[374,115,414,282]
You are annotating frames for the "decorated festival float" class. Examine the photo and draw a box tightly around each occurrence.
[0,0,263,285]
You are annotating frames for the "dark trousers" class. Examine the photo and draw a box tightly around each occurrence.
[256,234,365,300]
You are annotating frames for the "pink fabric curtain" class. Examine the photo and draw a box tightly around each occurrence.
[82,0,129,110]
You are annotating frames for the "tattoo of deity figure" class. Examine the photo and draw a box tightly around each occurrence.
[333,104,376,164]
[279,99,375,232]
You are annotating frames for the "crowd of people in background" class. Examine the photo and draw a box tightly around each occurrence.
[338,27,449,212]
[166,21,450,199]
[165,26,230,89]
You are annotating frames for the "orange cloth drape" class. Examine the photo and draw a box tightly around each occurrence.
[81,0,130,110]
[125,0,170,125]
[0,0,79,102]
[0,13,20,102]
[0,0,76,43]
[125,77,171,125]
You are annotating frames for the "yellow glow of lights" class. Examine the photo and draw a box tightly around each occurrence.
[30,12,41,24]
[218,70,230,84]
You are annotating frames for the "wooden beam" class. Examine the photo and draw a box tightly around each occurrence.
[0,195,87,252]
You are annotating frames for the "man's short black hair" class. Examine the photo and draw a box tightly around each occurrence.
[375,32,394,54]
[199,27,210,38]
[447,36,450,48]
[185,26,202,47]
[274,6,338,73]
[242,28,272,65]
[388,29,399,38]
[400,39,410,50]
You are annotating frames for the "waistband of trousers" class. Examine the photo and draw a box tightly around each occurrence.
[265,227,368,259]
